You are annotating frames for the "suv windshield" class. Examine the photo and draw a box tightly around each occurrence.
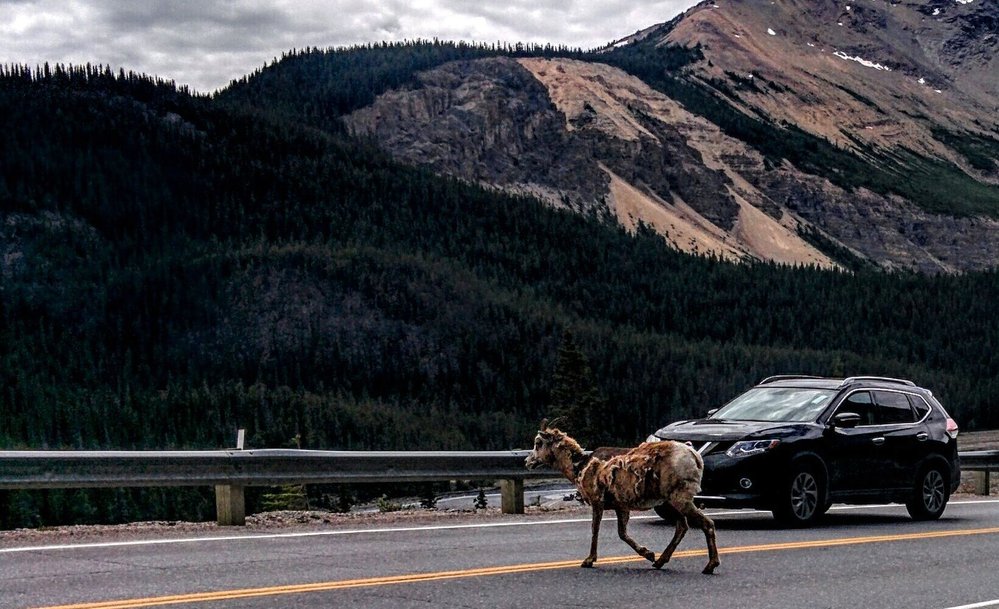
[711,387,835,422]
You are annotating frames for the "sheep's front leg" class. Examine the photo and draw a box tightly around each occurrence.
[581,505,603,567]
[615,508,655,562]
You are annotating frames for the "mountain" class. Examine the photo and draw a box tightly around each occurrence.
[332,0,999,272]
[663,0,999,152]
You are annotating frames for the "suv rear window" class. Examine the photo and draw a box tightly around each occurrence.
[873,390,916,424]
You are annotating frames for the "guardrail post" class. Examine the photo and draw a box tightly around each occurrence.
[974,471,991,496]
[215,484,246,525]
[500,479,524,514]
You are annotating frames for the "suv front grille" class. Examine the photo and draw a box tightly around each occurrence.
[692,441,734,456]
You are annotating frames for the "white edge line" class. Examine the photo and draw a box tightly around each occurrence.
[0,517,601,554]
[2,498,998,555]
[940,600,999,609]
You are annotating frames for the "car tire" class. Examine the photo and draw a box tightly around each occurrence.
[772,462,825,526]
[906,465,949,521]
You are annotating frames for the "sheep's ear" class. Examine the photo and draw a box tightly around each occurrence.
[539,418,549,431]
[547,416,565,430]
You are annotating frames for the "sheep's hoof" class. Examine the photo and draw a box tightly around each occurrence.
[580,558,595,568]
[652,558,667,570]
[702,562,719,575]
[639,548,656,562]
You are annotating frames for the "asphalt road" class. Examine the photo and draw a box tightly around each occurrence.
[4,499,999,609]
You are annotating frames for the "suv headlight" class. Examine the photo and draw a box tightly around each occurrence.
[726,439,780,458]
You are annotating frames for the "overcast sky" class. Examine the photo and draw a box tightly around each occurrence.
[1,0,699,94]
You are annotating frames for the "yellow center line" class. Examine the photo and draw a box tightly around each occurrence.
[29,526,999,609]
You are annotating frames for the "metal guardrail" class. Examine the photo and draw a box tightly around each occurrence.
[0,449,550,488]
[959,450,999,472]
[0,449,555,524]
[960,451,998,496]
[0,449,995,525]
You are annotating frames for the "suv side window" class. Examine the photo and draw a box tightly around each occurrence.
[908,394,931,421]
[873,390,916,425]
[837,391,876,426]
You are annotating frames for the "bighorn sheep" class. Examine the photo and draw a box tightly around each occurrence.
[525,418,720,573]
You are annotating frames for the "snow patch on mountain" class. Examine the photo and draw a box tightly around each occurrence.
[833,51,892,71]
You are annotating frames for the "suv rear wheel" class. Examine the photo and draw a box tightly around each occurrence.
[906,465,949,521]
[772,463,826,526]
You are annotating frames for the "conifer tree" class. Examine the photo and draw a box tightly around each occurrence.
[549,331,612,448]
[473,488,488,510]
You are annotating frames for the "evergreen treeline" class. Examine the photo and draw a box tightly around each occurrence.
[220,39,586,130]
[1,52,997,528]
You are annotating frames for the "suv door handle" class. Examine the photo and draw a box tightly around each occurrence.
[916,432,929,441]
[872,437,886,446]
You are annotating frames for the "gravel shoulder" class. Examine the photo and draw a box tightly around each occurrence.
[0,501,589,549]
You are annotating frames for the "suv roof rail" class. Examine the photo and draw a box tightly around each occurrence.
[758,375,825,384]
[840,376,916,387]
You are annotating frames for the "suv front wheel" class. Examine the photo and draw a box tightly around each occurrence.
[906,465,949,521]
[772,462,827,526]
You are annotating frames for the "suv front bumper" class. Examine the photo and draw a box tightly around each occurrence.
[695,451,782,509]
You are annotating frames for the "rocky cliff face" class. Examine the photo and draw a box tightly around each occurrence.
[345,58,608,214]
[345,57,837,267]
[343,0,999,272]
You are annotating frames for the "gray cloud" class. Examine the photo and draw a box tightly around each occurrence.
[0,0,698,93]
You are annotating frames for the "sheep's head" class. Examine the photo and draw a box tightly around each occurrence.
[525,418,566,470]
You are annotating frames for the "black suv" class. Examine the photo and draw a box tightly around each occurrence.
[647,376,961,525]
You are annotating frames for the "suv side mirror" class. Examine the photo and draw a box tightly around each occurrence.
[706,408,719,417]
[831,412,861,429]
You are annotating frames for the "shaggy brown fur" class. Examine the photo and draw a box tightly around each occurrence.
[525,419,720,573]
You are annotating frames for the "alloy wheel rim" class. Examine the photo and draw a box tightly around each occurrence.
[791,472,819,520]
[922,470,945,513]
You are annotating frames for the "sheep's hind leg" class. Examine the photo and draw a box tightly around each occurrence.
[676,502,720,574]
[615,509,655,562]
[581,505,603,568]
[652,503,688,569]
